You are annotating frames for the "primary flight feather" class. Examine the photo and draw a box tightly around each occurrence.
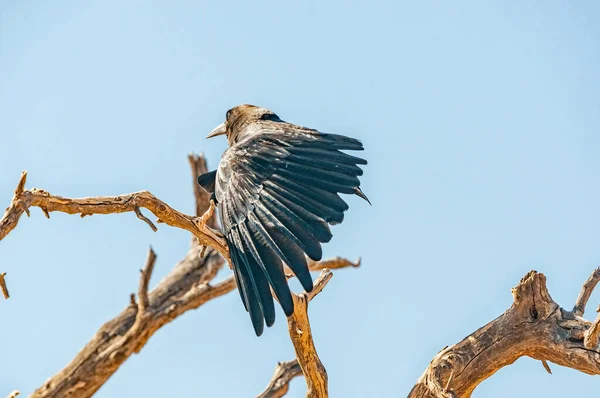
[199,104,369,336]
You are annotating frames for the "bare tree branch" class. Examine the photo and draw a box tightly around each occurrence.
[28,253,351,398]
[0,272,9,299]
[137,247,157,313]
[6,391,20,398]
[409,270,600,398]
[573,267,600,317]
[584,305,600,349]
[0,171,230,264]
[133,207,157,232]
[541,359,552,374]
[25,155,228,398]
[307,256,360,270]
[287,269,333,398]
[2,155,360,398]
[256,360,303,398]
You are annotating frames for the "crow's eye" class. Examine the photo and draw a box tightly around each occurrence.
[260,113,280,122]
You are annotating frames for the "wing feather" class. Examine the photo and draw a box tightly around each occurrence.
[214,125,367,334]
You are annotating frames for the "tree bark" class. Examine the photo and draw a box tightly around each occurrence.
[0,155,358,398]
[409,269,600,398]
[3,155,600,398]
[257,360,302,398]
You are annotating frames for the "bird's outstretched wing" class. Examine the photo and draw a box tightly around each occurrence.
[213,126,367,336]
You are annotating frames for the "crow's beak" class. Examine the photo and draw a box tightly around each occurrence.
[206,123,227,139]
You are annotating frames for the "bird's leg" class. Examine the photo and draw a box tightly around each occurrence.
[195,199,215,230]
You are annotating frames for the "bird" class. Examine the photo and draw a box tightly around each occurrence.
[197,104,369,336]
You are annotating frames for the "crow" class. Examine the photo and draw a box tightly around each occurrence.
[197,104,369,336]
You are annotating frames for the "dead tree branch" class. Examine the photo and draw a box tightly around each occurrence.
[257,360,303,398]
[584,306,600,349]
[0,272,9,299]
[287,270,333,398]
[409,270,600,398]
[28,252,350,398]
[0,170,229,264]
[573,267,600,317]
[1,154,358,398]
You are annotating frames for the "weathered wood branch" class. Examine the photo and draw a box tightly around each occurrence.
[573,267,600,317]
[409,269,600,398]
[0,170,230,264]
[257,360,303,398]
[287,270,333,398]
[27,251,349,398]
[1,154,359,398]
[0,272,9,299]
[256,267,342,398]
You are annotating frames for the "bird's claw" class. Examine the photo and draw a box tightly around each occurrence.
[195,199,215,230]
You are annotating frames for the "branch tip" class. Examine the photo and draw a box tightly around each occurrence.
[286,268,333,397]
[573,267,600,317]
[305,269,333,302]
[584,311,600,349]
[256,359,303,398]
[134,206,158,232]
[18,202,30,217]
[541,359,552,374]
[15,171,27,195]
[0,272,9,299]
[138,248,157,313]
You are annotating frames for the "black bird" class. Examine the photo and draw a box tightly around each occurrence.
[198,104,369,336]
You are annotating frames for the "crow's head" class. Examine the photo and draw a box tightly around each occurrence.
[206,104,281,145]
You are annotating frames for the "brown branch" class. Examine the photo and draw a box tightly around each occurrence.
[287,269,333,398]
[2,155,360,398]
[307,256,360,270]
[28,255,352,398]
[30,246,226,398]
[0,171,229,264]
[134,207,157,232]
[541,359,552,374]
[257,360,303,398]
[0,272,9,299]
[137,247,157,313]
[409,270,600,398]
[6,391,20,398]
[573,267,600,316]
[584,305,600,349]
[23,156,228,398]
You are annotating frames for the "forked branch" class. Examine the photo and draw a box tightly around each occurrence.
[1,154,359,398]
[0,272,9,299]
[257,360,303,398]
[287,269,333,398]
[409,269,600,398]
[0,171,229,263]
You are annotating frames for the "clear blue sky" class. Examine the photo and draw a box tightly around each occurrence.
[1,1,599,397]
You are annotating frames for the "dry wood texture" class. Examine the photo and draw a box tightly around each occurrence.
[0,170,229,262]
[257,360,303,398]
[409,269,600,398]
[0,272,9,299]
[0,154,357,398]
[3,154,600,398]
